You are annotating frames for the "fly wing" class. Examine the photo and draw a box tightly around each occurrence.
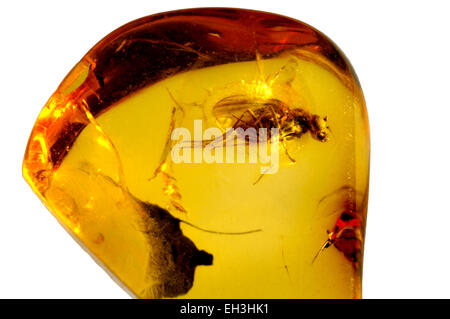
[213,95,269,115]
[174,95,281,150]
[175,130,257,150]
[213,95,279,130]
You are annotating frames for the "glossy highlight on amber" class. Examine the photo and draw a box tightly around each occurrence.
[23,8,370,298]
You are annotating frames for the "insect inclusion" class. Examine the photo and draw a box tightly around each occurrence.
[170,119,281,174]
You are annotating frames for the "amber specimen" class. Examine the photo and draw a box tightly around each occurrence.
[23,8,370,298]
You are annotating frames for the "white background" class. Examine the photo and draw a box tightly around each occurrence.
[1,0,449,299]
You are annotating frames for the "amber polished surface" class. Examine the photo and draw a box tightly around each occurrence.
[23,8,369,298]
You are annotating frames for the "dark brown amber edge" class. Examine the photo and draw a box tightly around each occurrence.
[23,7,362,194]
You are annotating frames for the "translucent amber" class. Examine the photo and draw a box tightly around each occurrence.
[23,8,370,298]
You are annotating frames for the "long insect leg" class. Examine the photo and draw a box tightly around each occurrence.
[229,109,264,147]
[252,109,280,185]
[312,231,334,264]
[231,112,250,129]
[282,141,296,163]
[268,104,296,163]
[253,165,275,185]
[231,108,261,129]
[247,109,264,129]
[182,109,253,151]
[312,239,331,264]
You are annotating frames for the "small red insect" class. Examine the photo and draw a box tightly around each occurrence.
[312,211,362,264]
[312,186,365,266]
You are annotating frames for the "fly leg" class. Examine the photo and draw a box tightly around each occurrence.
[246,109,263,129]
[253,165,274,185]
[231,108,261,129]
[227,109,263,146]
[312,231,335,264]
[251,111,276,185]
[268,104,296,163]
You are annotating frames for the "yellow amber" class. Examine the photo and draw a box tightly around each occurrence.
[23,8,370,298]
